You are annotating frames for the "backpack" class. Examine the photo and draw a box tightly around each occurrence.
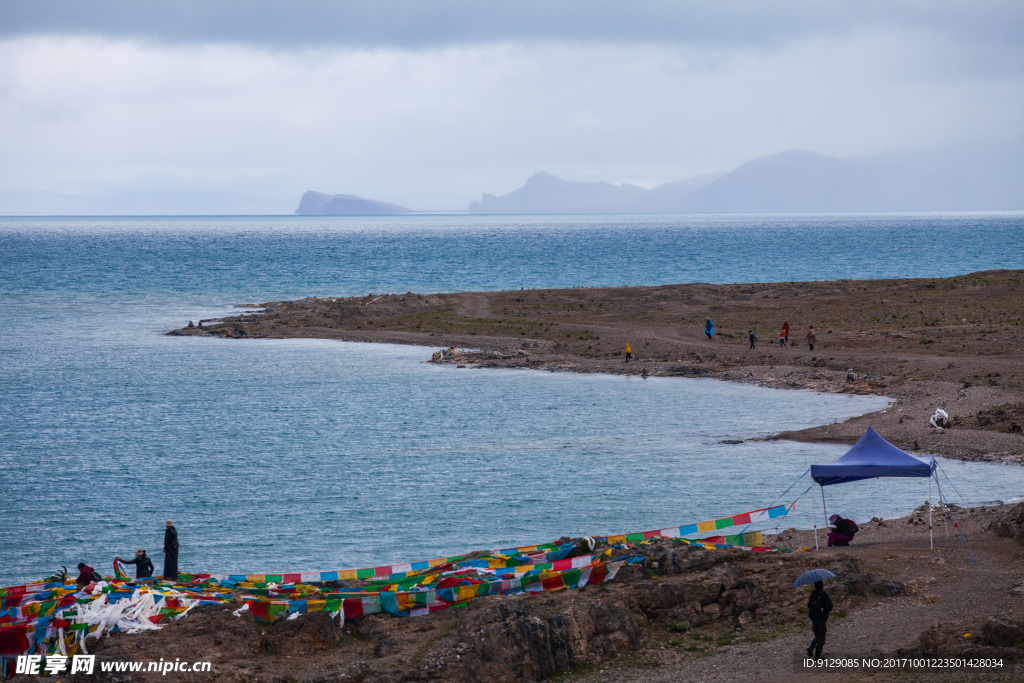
[837,518,859,536]
[808,591,832,621]
[90,570,103,583]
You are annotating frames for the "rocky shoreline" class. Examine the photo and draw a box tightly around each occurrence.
[170,269,1024,463]
[48,504,1024,682]
[43,271,1023,681]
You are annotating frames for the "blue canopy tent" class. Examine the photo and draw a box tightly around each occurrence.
[810,427,939,549]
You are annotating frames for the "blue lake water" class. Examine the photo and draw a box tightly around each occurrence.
[2,213,1023,586]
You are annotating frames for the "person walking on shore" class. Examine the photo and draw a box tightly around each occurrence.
[806,325,816,351]
[806,580,833,660]
[748,330,756,349]
[625,344,632,362]
[116,548,154,580]
[780,320,790,348]
[163,520,179,581]
[705,318,714,340]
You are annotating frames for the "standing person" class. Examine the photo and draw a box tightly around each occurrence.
[780,320,790,348]
[116,548,154,580]
[624,343,632,362]
[705,318,714,340]
[163,520,179,581]
[806,325,816,351]
[748,330,757,349]
[806,580,834,660]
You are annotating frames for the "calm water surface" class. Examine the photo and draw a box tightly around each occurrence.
[2,213,1023,585]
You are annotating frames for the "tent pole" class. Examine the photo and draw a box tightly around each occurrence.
[933,473,977,563]
[928,475,933,550]
[820,485,829,546]
[936,473,949,538]
[812,487,819,550]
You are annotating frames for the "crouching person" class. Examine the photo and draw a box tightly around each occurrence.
[75,563,102,589]
[827,514,859,547]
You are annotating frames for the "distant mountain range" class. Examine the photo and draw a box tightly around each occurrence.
[469,143,1024,213]
[294,141,1023,215]
[296,191,412,215]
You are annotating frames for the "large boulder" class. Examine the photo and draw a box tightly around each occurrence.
[262,610,341,655]
[991,502,1024,545]
[69,605,262,682]
[410,598,642,682]
[906,614,1024,659]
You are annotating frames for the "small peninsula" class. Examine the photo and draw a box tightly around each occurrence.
[171,269,1024,464]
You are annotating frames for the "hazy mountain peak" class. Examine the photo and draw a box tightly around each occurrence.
[470,172,647,213]
[296,191,412,215]
[469,143,1024,214]
[524,171,561,186]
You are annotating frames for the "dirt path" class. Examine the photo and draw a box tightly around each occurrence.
[569,520,1024,683]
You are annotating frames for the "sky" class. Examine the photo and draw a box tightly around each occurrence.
[0,1,1022,213]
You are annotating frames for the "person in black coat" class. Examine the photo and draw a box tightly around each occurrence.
[163,520,179,581]
[116,548,154,579]
[806,580,834,660]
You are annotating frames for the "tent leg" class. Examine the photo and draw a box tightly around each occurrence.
[820,485,829,546]
[937,473,949,538]
[935,477,977,563]
[812,489,819,550]
[928,475,934,550]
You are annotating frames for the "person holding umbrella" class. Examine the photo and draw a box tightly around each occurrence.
[793,569,835,660]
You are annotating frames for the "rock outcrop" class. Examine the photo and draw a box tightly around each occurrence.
[903,614,1024,659]
[66,539,900,682]
[991,502,1024,545]
[295,191,412,215]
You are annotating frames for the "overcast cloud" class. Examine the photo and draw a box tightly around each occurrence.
[0,1,1021,213]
